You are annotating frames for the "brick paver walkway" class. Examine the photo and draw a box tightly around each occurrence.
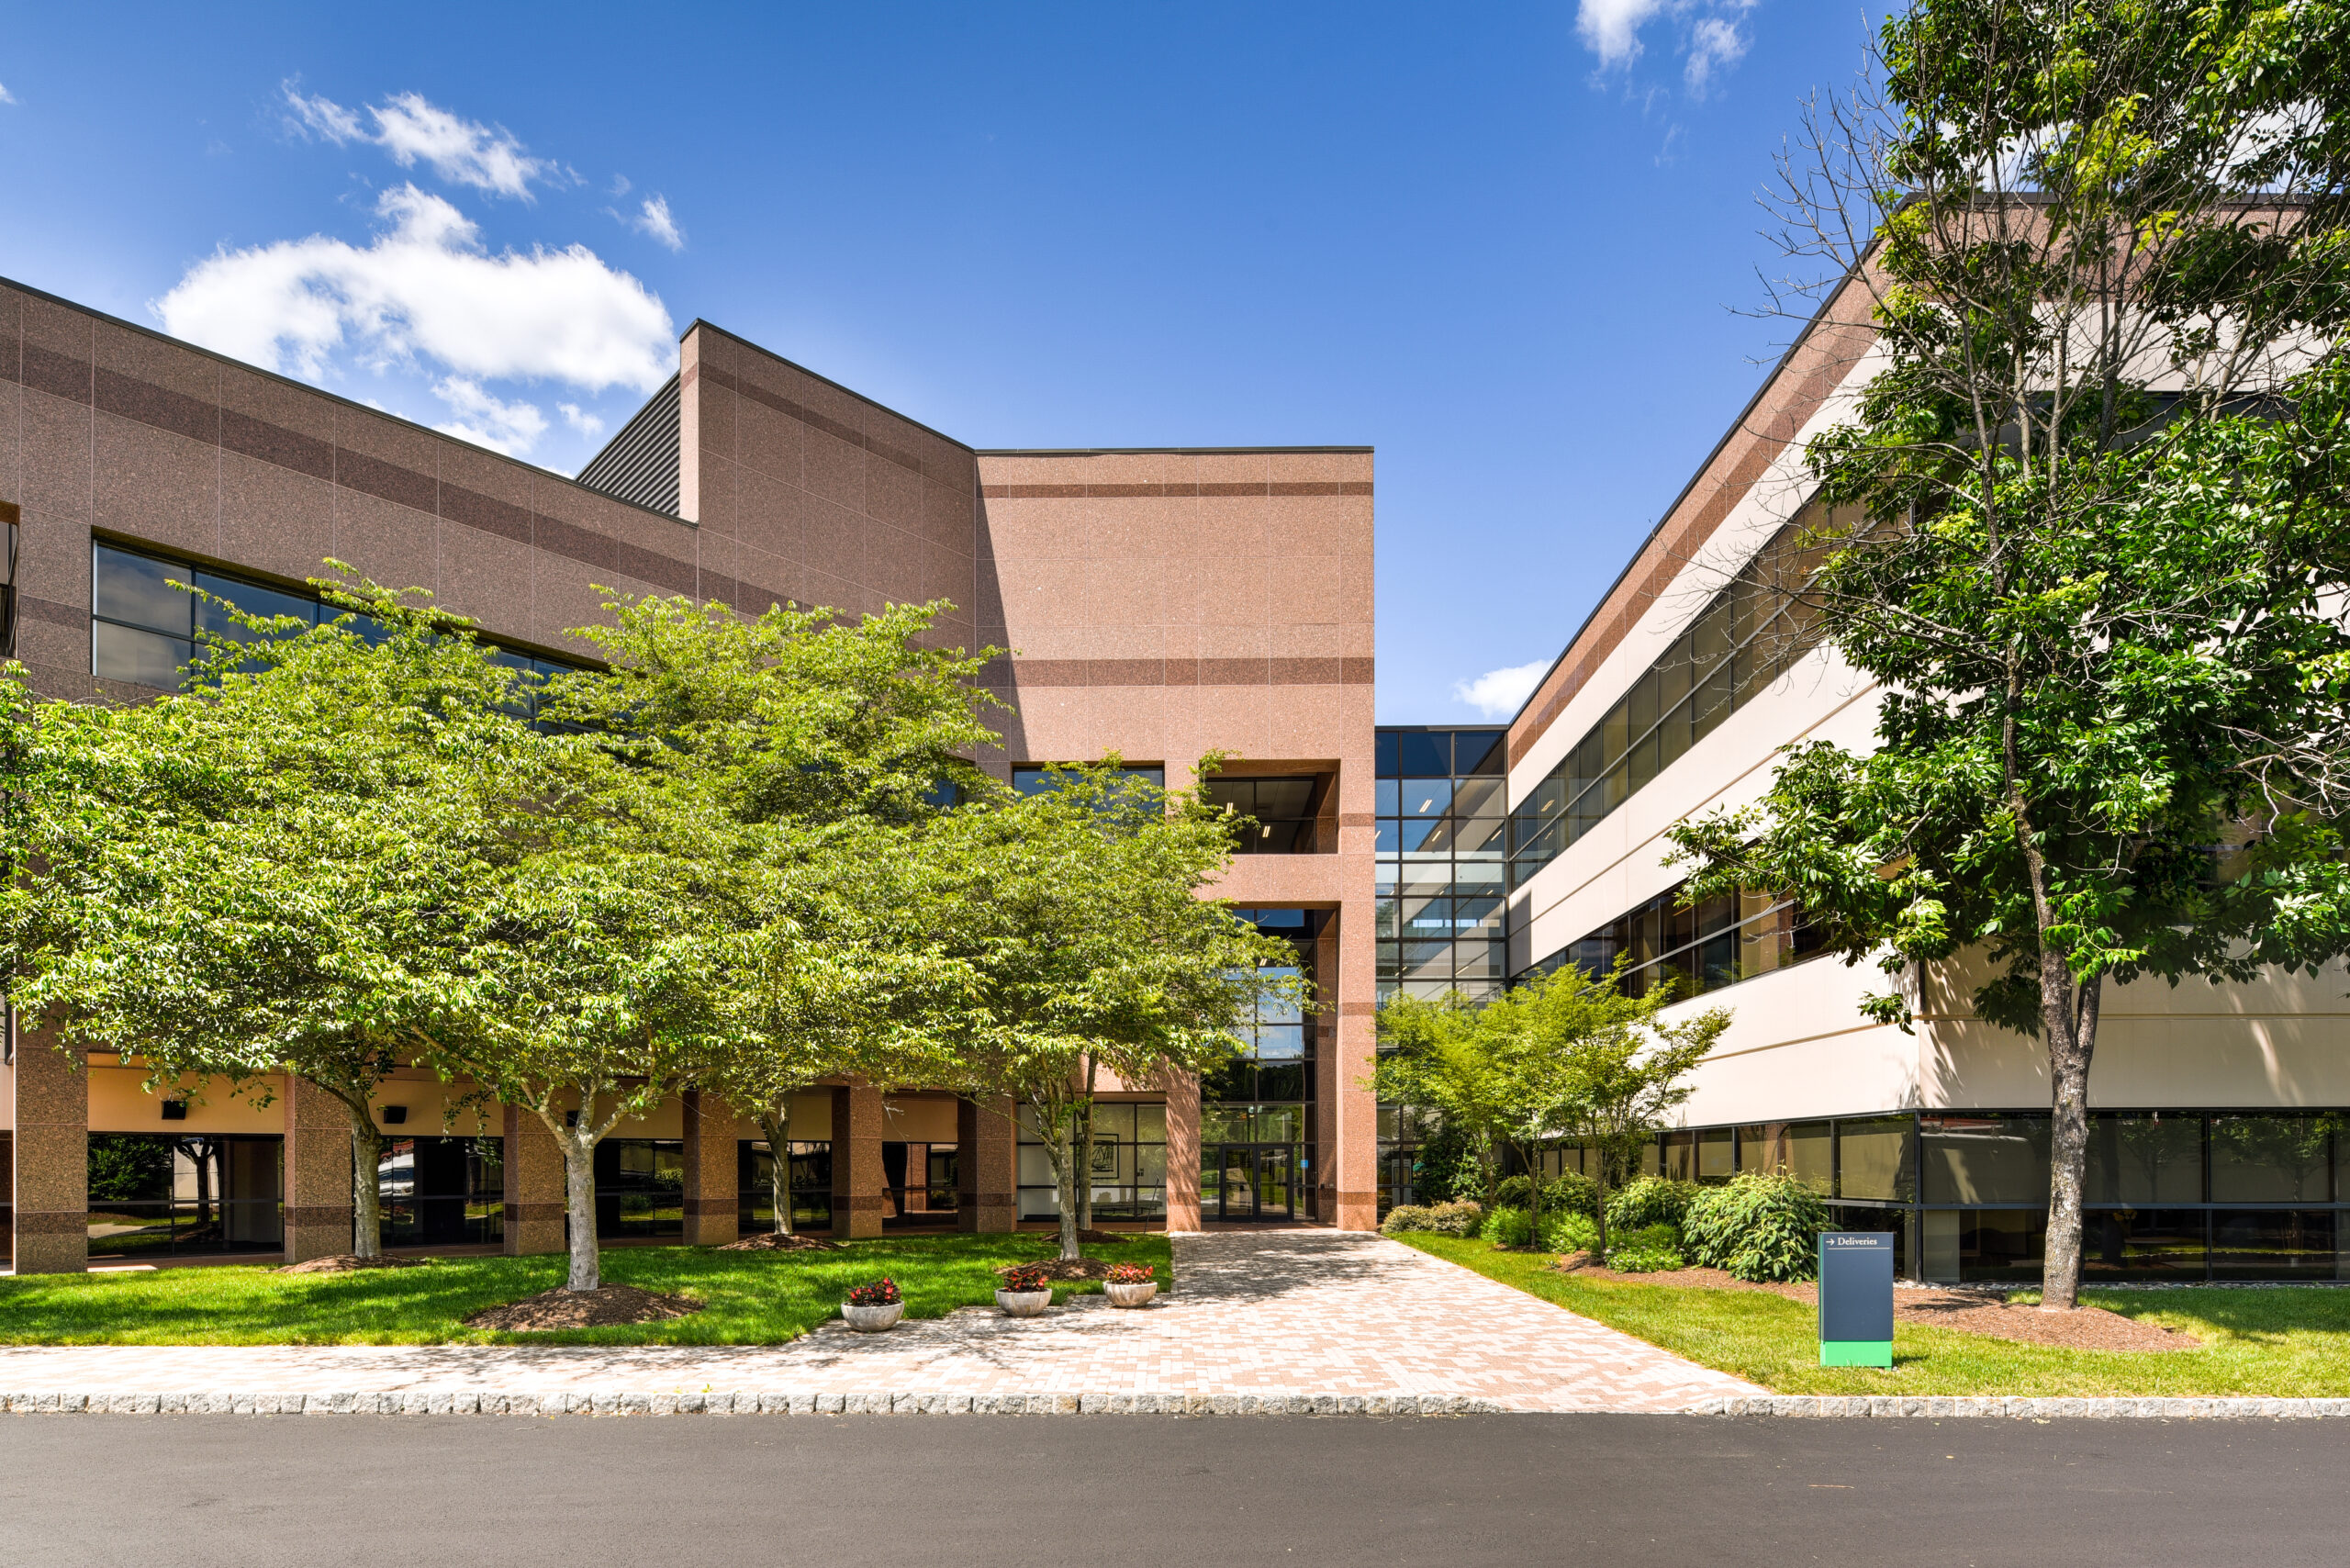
[0,1232,1759,1415]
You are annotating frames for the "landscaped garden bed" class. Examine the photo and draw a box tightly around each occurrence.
[1397,1233,2350,1397]
[0,1234,1169,1348]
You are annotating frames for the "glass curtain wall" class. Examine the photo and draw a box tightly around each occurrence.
[1376,729,1507,1002]
[1199,910,1316,1222]
[1374,728,1506,1213]
[1506,513,1845,889]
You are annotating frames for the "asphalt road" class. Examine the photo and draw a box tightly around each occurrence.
[4,1413,2342,1567]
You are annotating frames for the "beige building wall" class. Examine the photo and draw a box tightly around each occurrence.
[1505,272,2350,1127]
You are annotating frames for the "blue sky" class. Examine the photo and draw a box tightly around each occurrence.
[0,2,1879,723]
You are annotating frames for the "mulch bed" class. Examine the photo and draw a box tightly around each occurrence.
[1550,1253,2199,1352]
[462,1284,703,1332]
[276,1254,427,1276]
[716,1233,844,1252]
[996,1258,1114,1282]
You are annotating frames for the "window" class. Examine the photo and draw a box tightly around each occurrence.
[85,1133,284,1259]
[738,1139,834,1232]
[1203,776,1324,853]
[1012,765,1166,793]
[1522,878,1824,1002]
[1376,728,1507,1006]
[1507,505,1854,887]
[90,541,581,707]
[1015,1102,1168,1220]
[378,1136,503,1247]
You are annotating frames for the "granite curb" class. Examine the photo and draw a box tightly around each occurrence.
[1694,1394,2350,1419]
[0,1390,1508,1417]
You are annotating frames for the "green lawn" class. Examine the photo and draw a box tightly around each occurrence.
[0,1235,1169,1347]
[1399,1234,2350,1397]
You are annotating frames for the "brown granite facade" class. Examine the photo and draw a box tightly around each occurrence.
[0,274,1379,1270]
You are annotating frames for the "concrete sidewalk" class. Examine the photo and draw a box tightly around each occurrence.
[0,1231,1761,1415]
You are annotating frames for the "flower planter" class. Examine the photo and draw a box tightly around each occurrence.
[842,1301,904,1333]
[995,1287,1054,1317]
[1103,1281,1158,1309]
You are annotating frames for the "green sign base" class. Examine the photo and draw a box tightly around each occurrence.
[1819,1340,1893,1368]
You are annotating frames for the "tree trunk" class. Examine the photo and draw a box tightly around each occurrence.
[1525,1142,1547,1253]
[1056,1109,1082,1262]
[343,1099,385,1260]
[1594,1152,1611,1259]
[757,1104,794,1237]
[1076,1057,1099,1232]
[560,1126,600,1292]
[2040,971,2102,1312]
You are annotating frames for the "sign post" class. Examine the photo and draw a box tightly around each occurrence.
[1817,1231,1895,1367]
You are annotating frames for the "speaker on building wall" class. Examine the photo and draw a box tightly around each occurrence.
[161,1101,188,1121]
[379,1105,408,1126]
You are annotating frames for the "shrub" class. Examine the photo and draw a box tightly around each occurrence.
[1493,1170,1599,1216]
[1380,1204,1433,1235]
[1545,1210,1601,1256]
[1410,1122,1484,1204]
[1000,1263,1051,1294]
[1682,1172,1830,1282]
[1605,1222,1685,1273]
[1424,1199,1486,1237]
[845,1277,901,1306]
[1483,1205,1534,1248]
[1605,1177,1700,1235]
[1105,1262,1155,1284]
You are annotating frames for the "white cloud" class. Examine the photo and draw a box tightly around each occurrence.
[630,195,685,252]
[1577,0,1671,67]
[1576,0,1754,92]
[1684,17,1750,92]
[558,401,606,439]
[0,83,17,106]
[283,84,554,198]
[1452,659,1551,721]
[154,183,677,394]
[432,376,548,456]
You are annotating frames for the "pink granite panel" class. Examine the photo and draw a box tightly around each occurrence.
[93,412,217,558]
[218,451,336,585]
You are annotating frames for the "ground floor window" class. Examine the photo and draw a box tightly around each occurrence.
[1534,1109,2350,1282]
[378,1137,503,1248]
[595,1137,682,1238]
[737,1139,834,1232]
[1016,1103,1167,1220]
[86,1133,285,1260]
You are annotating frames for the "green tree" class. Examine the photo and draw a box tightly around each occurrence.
[0,576,545,1259]
[1377,966,1727,1253]
[923,762,1300,1260]
[551,592,1003,1240]
[1673,0,2350,1307]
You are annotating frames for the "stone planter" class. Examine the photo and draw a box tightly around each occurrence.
[1103,1281,1158,1309]
[995,1287,1053,1317]
[842,1301,904,1333]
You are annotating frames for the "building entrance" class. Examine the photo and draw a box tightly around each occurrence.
[1206,1144,1297,1223]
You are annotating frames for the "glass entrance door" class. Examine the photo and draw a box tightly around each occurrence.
[1207,1144,1296,1222]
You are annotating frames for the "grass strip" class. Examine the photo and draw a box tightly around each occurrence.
[0,1235,1169,1347]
